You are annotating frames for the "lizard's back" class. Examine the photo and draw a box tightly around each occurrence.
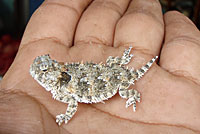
[63,62,128,103]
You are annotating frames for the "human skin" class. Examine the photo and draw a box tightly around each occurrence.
[0,0,200,133]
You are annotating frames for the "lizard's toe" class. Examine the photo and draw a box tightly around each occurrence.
[125,97,137,112]
[56,114,66,126]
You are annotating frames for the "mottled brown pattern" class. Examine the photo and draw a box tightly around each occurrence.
[30,47,157,125]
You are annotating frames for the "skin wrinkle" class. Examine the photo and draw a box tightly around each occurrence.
[0,89,72,134]
[164,69,200,87]
[33,98,71,134]
[165,11,197,27]
[21,0,93,48]
[42,2,80,17]
[158,29,165,57]
[60,127,72,134]
[89,105,200,133]
[1,88,199,133]
[85,114,91,134]
[113,0,164,51]
[71,0,94,48]
[161,37,200,85]
[75,36,110,46]
[19,37,69,51]
[118,43,156,58]
[165,21,198,31]
[74,0,132,47]
[124,9,163,28]
[74,39,158,69]
[75,39,156,58]
[164,36,200,48]
[39,104,46,134]
[124,0,164,28]
[0,90,46,133]
[20,91,72,134]
[110,0,132,47]
[94,0,123,16]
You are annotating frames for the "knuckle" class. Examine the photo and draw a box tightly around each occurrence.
[119,11,163,31]
[42,0,81,16]
[127,10,155,22]
[92,0,123,16]
[164,11,195,26]
[139,0,162,9]
[165,10,182,17]
[165,36,200,49]
[75,36,111,46]
[124,0,163,24]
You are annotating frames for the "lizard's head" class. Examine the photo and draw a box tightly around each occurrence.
[30,54,64,91]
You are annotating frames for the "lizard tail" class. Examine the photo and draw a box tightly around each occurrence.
[136,56,158,80]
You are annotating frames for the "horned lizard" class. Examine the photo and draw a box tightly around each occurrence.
[30,47,157,125]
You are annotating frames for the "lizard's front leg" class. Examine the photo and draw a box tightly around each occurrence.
[55,95,78,125]
[118,84,140,112]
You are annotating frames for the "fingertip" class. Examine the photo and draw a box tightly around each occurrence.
[164,10,197,28]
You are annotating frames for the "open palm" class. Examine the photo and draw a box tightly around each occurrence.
[1,0,200,134]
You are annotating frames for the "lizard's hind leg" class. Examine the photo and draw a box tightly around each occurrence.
[121,47,133,63]
[119,84,140,112]
[120,46,134,65]
[106,47,133,66]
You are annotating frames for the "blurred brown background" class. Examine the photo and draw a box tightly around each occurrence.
[0,0,200,79]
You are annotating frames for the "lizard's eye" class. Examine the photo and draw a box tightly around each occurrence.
[39,63,49,72]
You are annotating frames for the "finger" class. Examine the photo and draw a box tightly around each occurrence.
[20,0,92,48]
[114,0,164,66]
[160,11,200,83]
[74,0,130,46]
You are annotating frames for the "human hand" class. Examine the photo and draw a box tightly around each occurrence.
[0,0,200,133]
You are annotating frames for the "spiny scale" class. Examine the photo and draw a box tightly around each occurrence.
[29,47,158,125]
